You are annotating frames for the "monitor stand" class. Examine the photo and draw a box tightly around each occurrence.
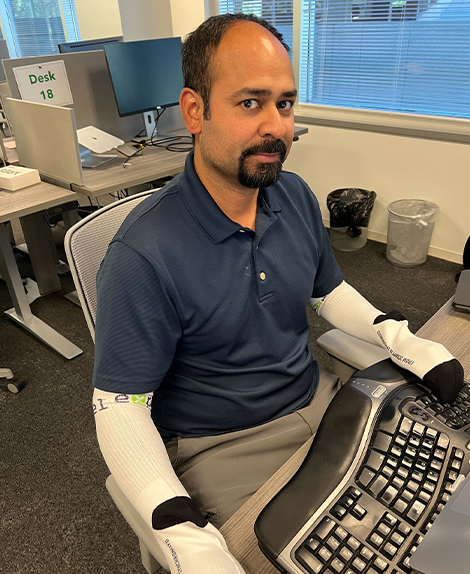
[79,145,117,169]
[143,110,158,140]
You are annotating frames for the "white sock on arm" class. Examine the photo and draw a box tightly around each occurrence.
[93,388,245,574]
[310,281,464,403]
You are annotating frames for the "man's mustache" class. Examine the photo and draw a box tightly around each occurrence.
[240,140,287,162]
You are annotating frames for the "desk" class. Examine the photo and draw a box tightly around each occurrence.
[70,126,310,199]
[0,182,82,359]
[220,299,470,573]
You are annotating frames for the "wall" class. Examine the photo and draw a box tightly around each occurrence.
[284,125,469,263]
[73,0,468,263]
[170,0,205,39]
[74,0,122,40]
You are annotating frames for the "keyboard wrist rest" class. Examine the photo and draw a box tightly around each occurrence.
[255,384,372,561]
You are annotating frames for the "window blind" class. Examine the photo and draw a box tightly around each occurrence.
[0,0,80,58]
[218,0,294,52]
[300,0,470,119]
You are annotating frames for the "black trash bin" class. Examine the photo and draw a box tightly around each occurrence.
[327,188,377,252]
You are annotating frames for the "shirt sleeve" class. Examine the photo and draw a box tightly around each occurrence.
[310,193,343,298]
[93,240,182,394]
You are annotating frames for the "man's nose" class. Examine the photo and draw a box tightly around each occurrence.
[259,105,287,140]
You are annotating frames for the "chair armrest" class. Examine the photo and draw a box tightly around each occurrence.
[317,329,389,376]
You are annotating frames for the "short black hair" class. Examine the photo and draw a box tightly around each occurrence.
[182,13,291,120]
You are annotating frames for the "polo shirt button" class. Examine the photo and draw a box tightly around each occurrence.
[260,272,266,280]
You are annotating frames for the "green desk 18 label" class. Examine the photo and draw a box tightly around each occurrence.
[29,71,56,101]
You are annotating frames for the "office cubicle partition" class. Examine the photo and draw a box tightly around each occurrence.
[4,98,84,187]
[1,50,185,142]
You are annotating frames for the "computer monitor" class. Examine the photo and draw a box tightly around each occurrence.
[103,37,183,137]
[58,36,123,53]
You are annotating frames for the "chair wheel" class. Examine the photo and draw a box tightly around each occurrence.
[7,378,26,394]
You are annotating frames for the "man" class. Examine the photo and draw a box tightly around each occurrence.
[92,14,463,574]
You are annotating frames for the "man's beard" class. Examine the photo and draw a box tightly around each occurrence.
[238,140,287,189]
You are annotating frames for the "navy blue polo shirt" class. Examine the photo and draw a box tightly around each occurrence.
[93,152,343,440]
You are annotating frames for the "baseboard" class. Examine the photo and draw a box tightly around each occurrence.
[322,217,463,265]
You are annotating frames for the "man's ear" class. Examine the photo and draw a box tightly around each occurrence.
[179,88,204,136]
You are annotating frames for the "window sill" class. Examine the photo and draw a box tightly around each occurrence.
[294,103,470,144]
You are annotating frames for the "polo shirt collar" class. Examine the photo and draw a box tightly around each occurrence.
[177,151,282,244]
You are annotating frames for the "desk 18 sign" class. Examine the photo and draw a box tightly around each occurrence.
[12,60,73,107]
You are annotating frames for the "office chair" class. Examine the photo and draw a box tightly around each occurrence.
[0,367,25,393]
[63,188,387,573]
[64,189,169,574]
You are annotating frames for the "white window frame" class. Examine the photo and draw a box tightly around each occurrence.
[213,0,470,143]
[0,0,80,59]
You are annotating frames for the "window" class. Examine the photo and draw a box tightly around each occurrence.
[218,1,294,53]
[0,0,80,58]
[217,0,470,131]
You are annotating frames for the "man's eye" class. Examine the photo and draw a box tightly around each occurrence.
[278,100,294,110]
[241,99,260,109]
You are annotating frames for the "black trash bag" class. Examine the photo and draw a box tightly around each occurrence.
[327,188,377,238]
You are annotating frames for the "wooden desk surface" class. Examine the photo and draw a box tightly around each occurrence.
[70,126,309,199]
[0,181,77,224]
[221,299,470,573]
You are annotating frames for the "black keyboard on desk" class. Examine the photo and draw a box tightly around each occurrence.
[254,359,470,574]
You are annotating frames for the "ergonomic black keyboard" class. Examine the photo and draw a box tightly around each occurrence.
[255,359,470,574]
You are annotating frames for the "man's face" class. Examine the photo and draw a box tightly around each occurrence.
[196,22,297,191]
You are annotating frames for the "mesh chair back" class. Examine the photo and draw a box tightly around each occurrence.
[64,190,156,340]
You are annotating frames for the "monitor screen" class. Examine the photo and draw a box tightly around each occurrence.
[104,37,183,117]
[58,36,123,53]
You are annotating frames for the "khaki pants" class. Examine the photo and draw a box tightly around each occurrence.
[166,368,341,528]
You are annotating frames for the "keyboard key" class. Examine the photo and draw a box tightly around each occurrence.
[383,513,397,526]
[346,486,362,500]
[360,547,374,561]
[382,465,394,478]
[383,542,398,557]
[306,538,320,552]
[419,491,431,503]
[373,431,392,453]
[431,459,443,471]
[398,523,411,535]
[319,546,332,563]
[358,468,376,487]
[397,466,409,479]
[392,476,404,490]
[407,500,426,523]
[381,485,399,504]
[327,536,341,551]
[407,480,419,492]
[374,556,388,571]
[401,489,413,502]
[351,504,367,520]
[391,532,404,546]
[336,527,348,540]
[423,480,436,493]
[369,532,384,548]
[434,448,446,460]
[366,451,385,471]
[352,557,367,572]
[399,418,413,435]
[340,547,353,562]
[394,498,408,514]
[331,505,347,520]
[315,517,336,539]
[377,523,391,536]
[296,547,323,573]
[437,435,450,449]
[455,448,464,459]
[347,536,361,551]
[331,558,345,573]
[414,422,425,435]
[370,475,388,497]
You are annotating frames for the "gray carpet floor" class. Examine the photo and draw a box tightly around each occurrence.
[0,225,463,573]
